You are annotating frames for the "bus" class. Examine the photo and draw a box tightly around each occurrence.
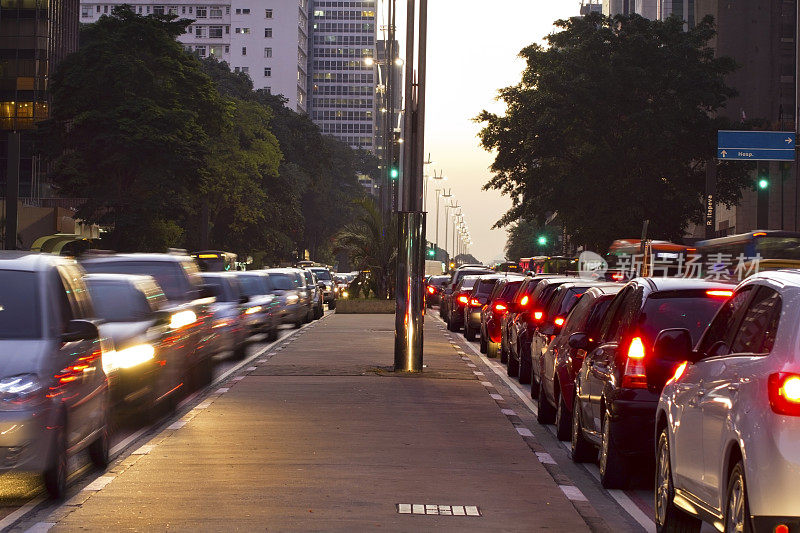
[193,251,238,272]
[695,230,800,276]
[519,256,576,275]
[606,239,689,279]
[494,261,522,273]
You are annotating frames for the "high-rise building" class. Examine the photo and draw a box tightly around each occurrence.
[307,0,376,152]
[79,0,308,111]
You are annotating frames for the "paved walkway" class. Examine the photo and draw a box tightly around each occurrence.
[42,314,591,532]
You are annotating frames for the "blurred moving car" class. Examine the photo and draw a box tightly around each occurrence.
[265,268,307,327]
[86,273,191,412]
[0,252,110,499]
[655,271,800,533]
[447,275,481,332]
[570,278,731,488]
[293,269,315,322]
[200,272,252,359]
[81,252,217,388]
[463,275,506,341]
[308,266,337,309]
[536,284,622,440]
[481,277,525,357]
[235,271,279,342]
[425,275,450,308]
[302,269,325,319]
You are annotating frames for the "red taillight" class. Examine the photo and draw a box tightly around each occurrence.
[458,295,469,304]
[554,316,565,327]
[768,373,800,416]
[427,286,435,295]
[533,310,544,322]
[494,303,507,312]
[706,289,733,298]
[622,337,647,389]
[519,295,530,307]
[469,298,481,307]
[775,525,789,533]
[612,272,625,281]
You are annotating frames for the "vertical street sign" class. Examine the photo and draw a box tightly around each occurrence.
[717,131,796,161]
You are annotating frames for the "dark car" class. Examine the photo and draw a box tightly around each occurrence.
[508,277,574,384]
[535,284,622,440]
[81,252,217,388]
[463,275,507,341]
[530,281,602,396]
[480,277,525,357]
[446,275,482,332]
[500,275,562,365]
[425,275,450,308]
[440,266,493,325]
[570,278,732,488]
[308,267,337,309]
[200,272,253,359]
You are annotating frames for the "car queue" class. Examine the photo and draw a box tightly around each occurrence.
[429,262,800,532]
[0,250,333,500]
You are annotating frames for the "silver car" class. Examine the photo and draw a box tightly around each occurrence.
[201,272,252,360]
[655,270,800,532]
[0,252,110,499]
[265,268,306,328]
[235,271,279,341]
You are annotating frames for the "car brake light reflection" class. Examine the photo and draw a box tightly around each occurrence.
[533,311,544,322]
[458,295,469,304]
[554,317,565,327]
[469,298,481,307]
[494,303,507,312]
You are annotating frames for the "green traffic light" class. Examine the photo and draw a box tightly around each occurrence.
[389,168,399,180]
[758,178,769,190]
[427,249,435,257]
[537,235,547,246]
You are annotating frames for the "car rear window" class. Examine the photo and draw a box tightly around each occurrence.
[83,261,188,301]
[311,269,332,281]
[238,274,270,297]
[268,273,296,290]
[639,290,726,347]
[556,287,591,317]
[500,280,523,300]
[0,271,40,339]
[87,280,151,322]
[476,279,498,294]
[200,275,236,302]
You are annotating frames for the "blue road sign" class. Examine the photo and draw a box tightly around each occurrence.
[717,130,796,161]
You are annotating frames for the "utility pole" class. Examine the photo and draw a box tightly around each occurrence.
[394,0,428,372]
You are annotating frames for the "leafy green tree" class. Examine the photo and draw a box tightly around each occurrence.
[41,6,227,251]
[477,13,750,251]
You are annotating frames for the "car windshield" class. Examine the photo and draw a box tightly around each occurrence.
[83,261,187,301]
[269,273,297,290]
[238,275,269,297]
[0,271,40,339]
[87,281,152,322]
[311,269,332,280]
[639,291,726,347]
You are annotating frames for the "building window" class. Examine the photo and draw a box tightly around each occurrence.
[225,26,229,33]
[196,6,207,18]
[210,46,223,56]
[209,26,223,38]
[195,26,206,38]
[182,6,185,14]
[225,6,230,14]
[195,46,207,57]
[265,87,271,94]
[168,6,177,15]
[264,27,272,37]
[242,67,249,73]
[264,67,272,77]
[188,6,192,13]
[235,27,250,34]
[234,67,240,72]
[96,5,100,12]
[81,5,91,17]
[224,45,230,53]
[145,5,150,13]
[137,6,142,13]
[153,5,165,15]
[242,8,250,14]
[242,47,247,55]
[210,7,222,18]
[235,8,240,14]
[265,8,273,18]
[264,47,272,58]
[103,5,108,13]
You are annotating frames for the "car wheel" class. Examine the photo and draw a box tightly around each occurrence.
[88,411,110,469]
[329,300,336,310]
[500,340,508,364]
[231,341,248,361]
[519,352,532,385]
[448,318,459,332]
[655,429,701,533]
[724,461,752,533]
[479,328,488,353]
[570,394,596,463]
[555,389,572,441]
[44,422,67,500]
[267,326,279,341]
[537,378,556,424]
[464,322,476,341]
[487,341,499,359]
[507,353,519,377]
[599,408,628,489]
[294,315,304,329]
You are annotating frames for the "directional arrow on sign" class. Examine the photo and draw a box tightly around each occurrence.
[787,137,794,144]
[720,150,728,158]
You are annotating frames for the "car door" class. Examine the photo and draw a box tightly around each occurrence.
[673,287,753,496]
[698,285,780,504]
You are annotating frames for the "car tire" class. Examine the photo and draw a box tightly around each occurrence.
[570,394,596,463]
[231,342,248,361]
[507,353,519,377]
[294,315,304,329]
[448,318,459,332]
[464,322,476,341]
[655,429,702,533]
[487,341,499,359]
[479,328,488,353]
[519,352,532,385]
[599,408,628,489]
[555,389,572,441]
[537,379,556,424]
[724,461,753,533]
[329,300,336,310]
[88,412,110,469]
[44,421,67,500]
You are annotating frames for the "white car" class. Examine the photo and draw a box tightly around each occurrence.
[654,270,800,533]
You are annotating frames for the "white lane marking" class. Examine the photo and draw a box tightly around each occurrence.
[516,427,534,437]
[536,452,557,465]
[232,376,245,382]
[132,444,156,455]
[0,498,46,531]
[216,387,229,394]
[473,371,485,376]
[560,485,588,502]
[84,476,115,491]
[584,464,656,532]
[457,351,466,355]
[109,426,149,456]
[501,408,517,416]
[245,366,257,371]
[23,522,54,533]
[167,420,187,430]
[195,401,212,409]
[480,381,492,387]
[489,393,504,401]
[467,363,477,368]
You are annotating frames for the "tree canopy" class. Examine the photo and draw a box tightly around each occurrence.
[477,13,750,251]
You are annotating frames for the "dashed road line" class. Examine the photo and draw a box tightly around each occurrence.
[560,485,588,502]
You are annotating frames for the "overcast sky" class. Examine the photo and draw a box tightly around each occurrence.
[388,1,582,263]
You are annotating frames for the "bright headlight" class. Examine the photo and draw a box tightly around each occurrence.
[342,291,349,298]
[244,305,262,315]
[286,294,299,303]
[0,374,44,410]
[103,344,155,374]
[169,310,197,329]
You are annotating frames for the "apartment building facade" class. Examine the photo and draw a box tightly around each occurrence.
[79,0,308,111]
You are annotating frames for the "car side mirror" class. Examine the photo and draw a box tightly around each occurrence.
[649,328,694,390]
[61,319,99,343]
[568,332,592,351]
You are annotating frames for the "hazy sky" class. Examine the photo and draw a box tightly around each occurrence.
[398,1,582,263]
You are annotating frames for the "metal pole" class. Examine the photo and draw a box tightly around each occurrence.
[5,132,20,250]
[435,189,440,252]
[796,0,799,231]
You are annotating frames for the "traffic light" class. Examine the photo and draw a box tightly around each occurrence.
[756,164,769,229]
[537,235,548,246]
[758,178,769,190]
[389,159,399,180]
[426,247,435,258]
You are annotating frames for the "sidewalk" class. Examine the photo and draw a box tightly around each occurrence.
[45,314,591,532]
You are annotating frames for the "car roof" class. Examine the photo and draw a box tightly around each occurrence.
[84,273,154,284]
[639,277,732,292]
[81,253,192,263]
[200,271,238,278]
[0,251,69,271]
